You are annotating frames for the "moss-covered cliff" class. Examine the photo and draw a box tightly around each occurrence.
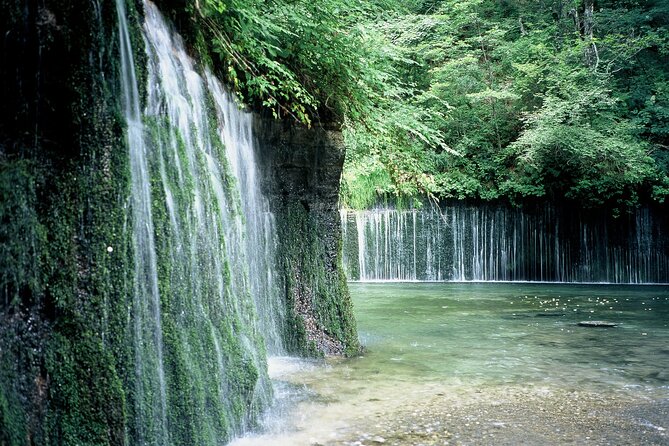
[255,119,359,356]
[149,0,361,357]
[1,0,135,443]
[0,0,358,444]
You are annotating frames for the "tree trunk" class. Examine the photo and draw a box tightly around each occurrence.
[582,0,599,68]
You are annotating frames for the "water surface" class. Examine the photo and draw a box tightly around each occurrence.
[234,283,669,445]
[351,283,669,389]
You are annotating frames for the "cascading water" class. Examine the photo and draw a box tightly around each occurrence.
[206,77,285,355]
[116,0,284,443]
[342,204,669,284]
[116,0,168,442]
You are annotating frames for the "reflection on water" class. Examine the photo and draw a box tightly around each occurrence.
[232,283,669,445]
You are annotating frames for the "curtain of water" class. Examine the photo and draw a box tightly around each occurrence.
[115,0,169,443]
[205,75,285,355]
[342,205,668,284]
[116,0,284,443]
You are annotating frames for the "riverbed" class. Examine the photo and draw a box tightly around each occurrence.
[233,283,669,445]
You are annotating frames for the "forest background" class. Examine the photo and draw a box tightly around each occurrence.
[166,0,669,213]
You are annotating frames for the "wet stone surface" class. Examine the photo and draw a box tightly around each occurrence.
[578,320,618,327]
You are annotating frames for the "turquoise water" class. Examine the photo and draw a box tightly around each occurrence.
[234,283,669,445]
[351,283,669,390]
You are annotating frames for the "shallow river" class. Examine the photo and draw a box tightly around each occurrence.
[233,283,669,445]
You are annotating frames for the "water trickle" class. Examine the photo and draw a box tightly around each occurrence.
[342,204,669,284]
[115,0,169,443]
[116,0,285,442]
[205,75,285,355]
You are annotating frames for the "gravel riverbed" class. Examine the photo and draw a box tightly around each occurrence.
[325,385,668,446]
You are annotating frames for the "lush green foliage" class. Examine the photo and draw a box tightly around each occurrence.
[164,0,669,210]
[342,0,669,210]
[184,0,669,210]
[180,0,397,124]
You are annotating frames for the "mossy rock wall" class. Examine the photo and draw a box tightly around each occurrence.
[254,118,360,356]
[0,0,135,444]
[0,0,268,444]
[0,1,360,444]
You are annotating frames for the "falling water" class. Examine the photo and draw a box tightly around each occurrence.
[115,0,169,443]
[206,76,285,355]
[116,0,284,443]
[342,204,669,284]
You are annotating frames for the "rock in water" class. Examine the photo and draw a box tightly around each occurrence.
[578,321,618,328]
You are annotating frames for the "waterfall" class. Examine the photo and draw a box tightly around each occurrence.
[205,76,284,355]
[342,204,669,284]
[116,0,284,443]
[116,0,169,442]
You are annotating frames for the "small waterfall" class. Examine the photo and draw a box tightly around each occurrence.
[116,0,284,443]
[115,0,169,443]
[205,76,284,355]
[342,204,669,284]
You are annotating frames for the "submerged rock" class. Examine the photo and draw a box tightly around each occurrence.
[578,321,618,327]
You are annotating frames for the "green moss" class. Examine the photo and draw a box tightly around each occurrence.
[0,291,37,446]
[142,99,271,444]
[1,1,355,444]
[0,382,26,446]
[0,0,136,443]
[203,88,243,217]
[46,332,126,445]
[277,202,359,357]
[0,159,46,309]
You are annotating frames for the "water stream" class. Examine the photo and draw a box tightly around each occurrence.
[116,0,169,441]
[116,1,284,442]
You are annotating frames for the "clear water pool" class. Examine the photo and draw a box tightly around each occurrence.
[233,283,669,445]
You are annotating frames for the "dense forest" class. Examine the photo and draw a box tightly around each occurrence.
[163,0,669,212]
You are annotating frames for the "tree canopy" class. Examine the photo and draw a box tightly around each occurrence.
[342,0,669,211]
[160,0,669,211]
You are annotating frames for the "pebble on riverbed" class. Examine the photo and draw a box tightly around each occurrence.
[333,385,667,446]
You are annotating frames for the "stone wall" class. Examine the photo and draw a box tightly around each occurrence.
[255,118,359,356]
[0,0,135,443]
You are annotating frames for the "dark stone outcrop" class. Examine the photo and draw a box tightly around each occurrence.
[578,321,618,328]
[254,117,359,356]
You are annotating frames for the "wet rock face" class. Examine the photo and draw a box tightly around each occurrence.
[255,119,344,210]
[1,0,134,443]
[255,117,359,356]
